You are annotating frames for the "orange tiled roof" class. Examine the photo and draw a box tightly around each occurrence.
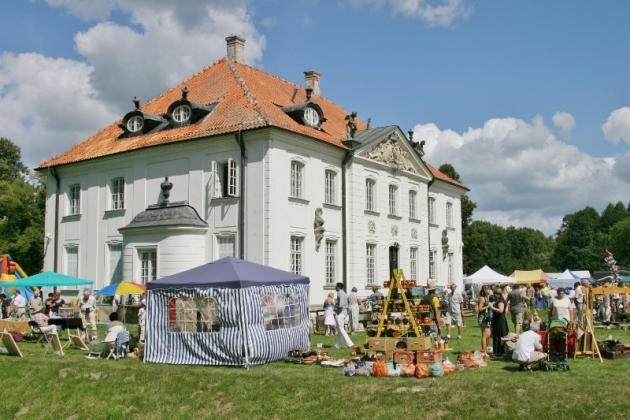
[37,57,464,190]
[38,58,368,169]
[426,163,468,190]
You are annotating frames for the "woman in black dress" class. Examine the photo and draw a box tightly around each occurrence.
[490,285,509,357]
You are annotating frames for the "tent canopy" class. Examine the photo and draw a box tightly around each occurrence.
[147,257,310,290]
[510,269,548,284]
[463,265,513,284]
[554,269,580,281]
[3,271,93,287]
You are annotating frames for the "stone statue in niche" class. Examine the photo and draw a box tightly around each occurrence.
[313,208,325,251]
[391,225,399,237]
[411,228,418,239]
[368,220,376,234]
[345,111,358,140]
[441,229,449,259]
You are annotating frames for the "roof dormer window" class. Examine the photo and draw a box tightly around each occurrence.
[119,96,168,138]
[165,87,216,129]
[280,101,325,130]
[173,105,192,123]
[127,115,144,133]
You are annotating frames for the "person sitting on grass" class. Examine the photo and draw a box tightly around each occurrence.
[512,322,545,371]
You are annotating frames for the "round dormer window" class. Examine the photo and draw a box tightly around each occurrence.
[127,115,144,133]
[173,104,192,123]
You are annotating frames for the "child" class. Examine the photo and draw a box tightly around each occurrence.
[323,293,336,336]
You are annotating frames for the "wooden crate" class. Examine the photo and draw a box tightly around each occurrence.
[375,350,394,362]
[368,338,395,351]
[407,336,433,351]
[393,350,415,364]
[415,350,443,363]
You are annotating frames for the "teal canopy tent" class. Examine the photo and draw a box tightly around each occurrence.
[4,271,93,287]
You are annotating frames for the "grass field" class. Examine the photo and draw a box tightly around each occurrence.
[2,318,629,419]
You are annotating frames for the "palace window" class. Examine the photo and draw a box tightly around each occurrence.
[290,236,303,275]
[290,161,304,198]
[409,190,417,219]
[325,170,336,205]
[111,178,125,210]
[366,244,376,284]
[365,179,376,211]
[68,184,81,215]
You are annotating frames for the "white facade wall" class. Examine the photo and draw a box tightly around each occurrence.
[428,181,464,289]
[42,127,464,304]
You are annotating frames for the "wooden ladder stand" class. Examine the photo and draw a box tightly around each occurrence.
[375,269,421,338]
[574,286,603,362]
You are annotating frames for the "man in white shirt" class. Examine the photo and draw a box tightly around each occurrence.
[80,288,98,339]
[446,284,464,340]
[512,322,545,371]
[12,290,27,318]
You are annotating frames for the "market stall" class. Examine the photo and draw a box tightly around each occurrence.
[145,257,310,367]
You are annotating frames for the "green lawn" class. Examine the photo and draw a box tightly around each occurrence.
[2,319,629,419]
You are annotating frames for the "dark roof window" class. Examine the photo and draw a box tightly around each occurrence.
[280,101,326,130]
[119,97,168,138]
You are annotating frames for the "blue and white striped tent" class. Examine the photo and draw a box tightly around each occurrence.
[145,257,310,367]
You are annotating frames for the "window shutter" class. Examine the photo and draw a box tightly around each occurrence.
[228,158,238,197]
[211,161,221,198]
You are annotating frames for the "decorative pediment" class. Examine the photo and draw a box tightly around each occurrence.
[360,132,418,174]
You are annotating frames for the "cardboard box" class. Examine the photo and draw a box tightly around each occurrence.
[407,336,433,351]
[375,350,394,362]
[368,337,395,351]
[393,350,415,364]
[415,350,442,363]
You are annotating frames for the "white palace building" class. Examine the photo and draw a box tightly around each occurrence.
[39,36,467,305]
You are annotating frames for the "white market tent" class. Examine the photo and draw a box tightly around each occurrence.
[463,265,514,284]
[548,269,591,289]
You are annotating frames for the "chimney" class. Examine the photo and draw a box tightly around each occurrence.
[226,35,246,64]
[304,69,321,97]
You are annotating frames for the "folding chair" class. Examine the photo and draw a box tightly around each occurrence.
[106,331,130,360]
[86,331,105,359]
[28,321,51,345]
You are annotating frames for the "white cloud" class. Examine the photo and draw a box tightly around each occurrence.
[0,52,117,168]
[260,16,277,30]
[418,116,629,235]
[349,0,469,27]
[1,1,265,167]
[602,107,630,145]
[552,111,575,137]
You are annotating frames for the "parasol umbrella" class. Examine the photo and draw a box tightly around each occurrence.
[95,282,146,325]
[95,282,146,296]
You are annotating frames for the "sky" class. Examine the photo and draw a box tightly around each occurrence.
[1,0,630,236]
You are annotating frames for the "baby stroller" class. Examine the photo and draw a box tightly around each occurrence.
[542,320,571,372]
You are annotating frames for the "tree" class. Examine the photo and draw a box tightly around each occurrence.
[599,201,628,232]
[0,138,45,275]
[609,218,630,269]
[552,206,603,271]
[0,137,29,181]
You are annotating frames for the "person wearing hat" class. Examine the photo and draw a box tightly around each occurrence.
[29,305,58,334]
[421,280,443,336]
